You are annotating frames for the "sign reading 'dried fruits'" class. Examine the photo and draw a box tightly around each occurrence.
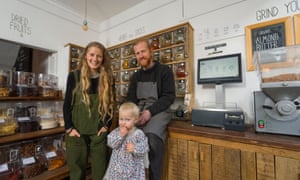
[9,13,32,37]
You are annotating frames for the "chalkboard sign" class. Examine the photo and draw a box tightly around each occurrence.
[245,17,293,71]
[14,46,32,72]
[251,23,285,52]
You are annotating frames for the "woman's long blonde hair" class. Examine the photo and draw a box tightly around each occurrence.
[77,41,114,122]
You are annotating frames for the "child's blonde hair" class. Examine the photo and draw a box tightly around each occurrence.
[119,102,140,121]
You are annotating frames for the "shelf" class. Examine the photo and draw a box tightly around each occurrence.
[0,96,63,101]
[0,127,65,145]
[28,165,70,180]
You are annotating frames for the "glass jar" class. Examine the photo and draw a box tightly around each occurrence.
[122,59,129,69]
[174,28,185,44]
[176,80,186,95]
[19,139,47,178]
[113,49,120,58]
[151,37,159,50]
[129,57,138,68]
[161,32,172,47]
[122,71,130,82]
[153,52,160,62]
[112,61,120,70]
[42,135,65,171]
[113,72,120,82]
[175,63,186,78]
[0,69,9,87]
[161,49,172,63]
[0,107,17,136]
[122,84,129,96]
[173,46,185,61]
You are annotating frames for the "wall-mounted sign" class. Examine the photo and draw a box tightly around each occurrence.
[9,13,32,37]
[245,16,293,71]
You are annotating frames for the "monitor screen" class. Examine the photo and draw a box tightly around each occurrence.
[197,53,242,84]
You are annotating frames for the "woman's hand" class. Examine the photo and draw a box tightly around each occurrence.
[97,126,108,136]
[68,128,80,137]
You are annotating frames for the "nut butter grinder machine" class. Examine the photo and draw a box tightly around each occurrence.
[253,45,300,136]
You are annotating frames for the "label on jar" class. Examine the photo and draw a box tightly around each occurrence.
[22,156,36,165]
[17,117,30,122]
[0,163,9,173]
[46,151,57,159]
[0,119,4,123]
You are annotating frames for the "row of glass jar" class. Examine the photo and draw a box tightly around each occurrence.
[0,101,64,136]
[0,71,59,97]
[114,79,187,98]
[0,70,58,88]
[111,57,138,70]
[113,62,187,84]
[150,27,186,50]
[0,134,65,179]
[111,46,187,73]
[108,27,186,59]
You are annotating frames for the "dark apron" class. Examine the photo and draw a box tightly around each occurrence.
[137,82,171,141]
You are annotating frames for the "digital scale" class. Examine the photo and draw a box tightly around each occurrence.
[192,53,246,131]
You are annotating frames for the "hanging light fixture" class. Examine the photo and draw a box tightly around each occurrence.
[82,0,88,31]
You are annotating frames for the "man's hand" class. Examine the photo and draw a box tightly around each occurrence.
[139,110,151,125]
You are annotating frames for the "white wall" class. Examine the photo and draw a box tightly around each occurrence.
[98,0,300,123]
[0,0,99,91]
[1,0,300,123]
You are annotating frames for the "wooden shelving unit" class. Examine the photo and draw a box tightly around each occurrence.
[64,43,84,72]
[107,22,194,112]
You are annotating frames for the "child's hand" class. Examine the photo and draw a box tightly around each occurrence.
[119,126,128,137]
[126,142,135,153]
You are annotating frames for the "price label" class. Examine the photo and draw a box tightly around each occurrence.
[46,151,57,159]
[17,117,30,122]
[22,157,35,165]
[0,163,9,173]
[0,119,5,123]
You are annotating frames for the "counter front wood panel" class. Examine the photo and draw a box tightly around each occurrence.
[165,120,300,180]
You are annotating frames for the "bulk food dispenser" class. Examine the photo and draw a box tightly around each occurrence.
[253,45,300,136]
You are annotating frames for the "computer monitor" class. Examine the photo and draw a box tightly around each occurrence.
[197,53,242,109]
[197,53,242,85]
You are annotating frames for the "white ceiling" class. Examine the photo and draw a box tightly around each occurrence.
[53,0,144,23]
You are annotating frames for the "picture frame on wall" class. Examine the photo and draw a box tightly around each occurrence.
[293,14,300,44]
[245,16,293,71]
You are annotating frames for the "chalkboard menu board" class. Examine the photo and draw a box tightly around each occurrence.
[251,23,285,52]
[245,17,293,71]
[14,47,32,72]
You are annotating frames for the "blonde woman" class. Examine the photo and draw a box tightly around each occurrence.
[63,41,115,180]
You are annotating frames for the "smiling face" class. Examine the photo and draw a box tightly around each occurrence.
[133,40,153,69]
[85,46,103,74]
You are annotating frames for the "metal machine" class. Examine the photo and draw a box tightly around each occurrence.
[253,45,300,136]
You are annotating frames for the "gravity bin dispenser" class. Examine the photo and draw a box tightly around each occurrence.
[253,45,300,136]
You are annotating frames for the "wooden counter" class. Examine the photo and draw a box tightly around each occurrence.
[164,120,300,180]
